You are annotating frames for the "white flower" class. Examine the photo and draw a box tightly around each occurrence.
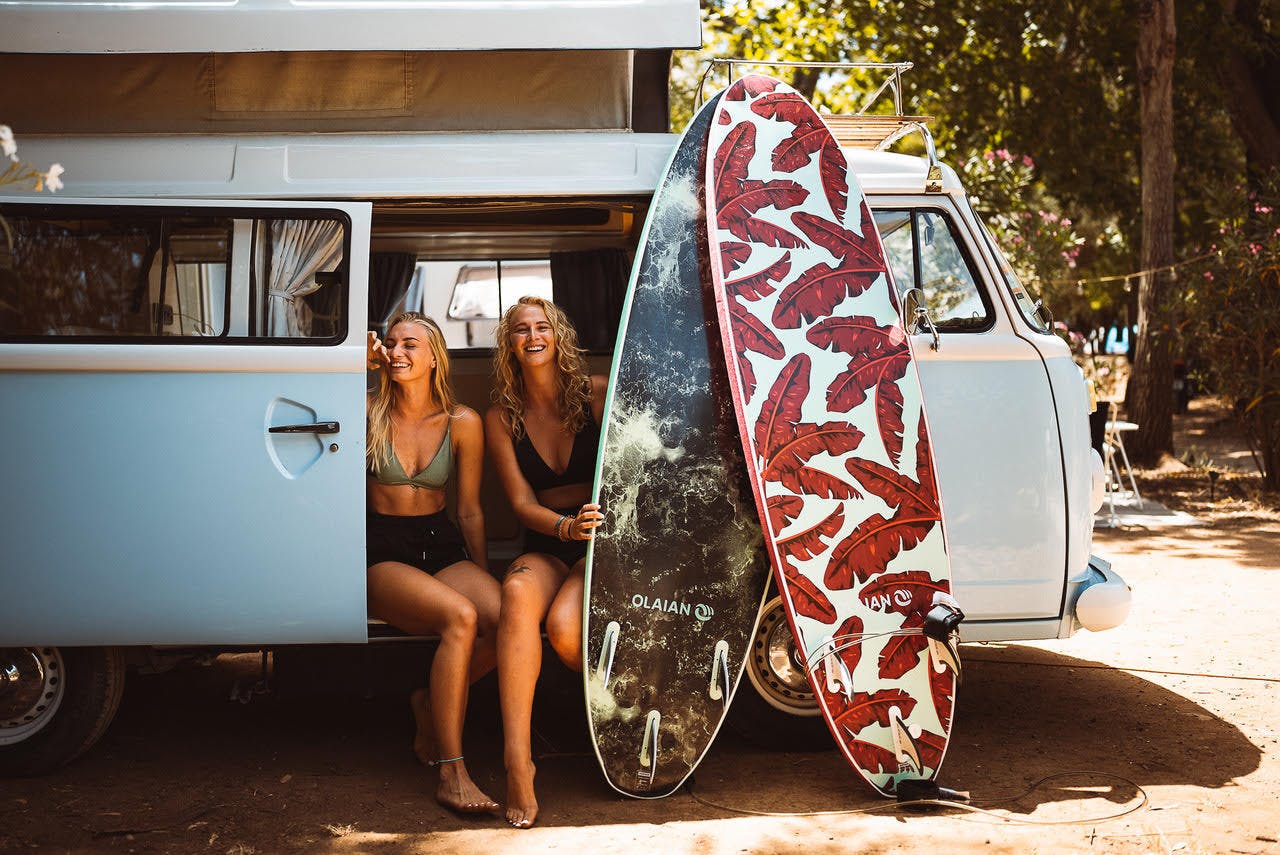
[0,125,17,161]
[43,163,64,192]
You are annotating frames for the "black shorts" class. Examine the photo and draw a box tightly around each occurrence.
[367,509,469,575]
[521,506,589,568]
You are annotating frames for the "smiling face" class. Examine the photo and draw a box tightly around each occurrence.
[508,304,557,369]
[383,319,437,384]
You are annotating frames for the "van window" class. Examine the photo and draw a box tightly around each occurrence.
[0,205,348,342]
[412,259,554,350]
[872,208,994,333]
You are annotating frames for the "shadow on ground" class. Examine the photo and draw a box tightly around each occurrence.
[3,639,1259,853]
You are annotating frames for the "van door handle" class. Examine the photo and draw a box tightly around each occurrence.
[269,421,340,435]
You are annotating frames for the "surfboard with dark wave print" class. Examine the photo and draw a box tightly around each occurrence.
[704,74,960,797]
[583,91,771,798]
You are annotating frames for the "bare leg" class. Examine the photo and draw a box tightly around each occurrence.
[498,553,569,829]
[368,560,499,813]
[409,560,501,765]
[545,562,585,672]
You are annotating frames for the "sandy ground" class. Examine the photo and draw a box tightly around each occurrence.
[3,399,1278,854]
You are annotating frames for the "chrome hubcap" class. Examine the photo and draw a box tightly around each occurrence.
[746,599,819,715]
[0,647,66,745]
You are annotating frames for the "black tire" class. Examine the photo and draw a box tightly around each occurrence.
[727,596,834,751]
[0,646,126,777]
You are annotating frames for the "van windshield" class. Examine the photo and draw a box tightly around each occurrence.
[975,217,1052,334]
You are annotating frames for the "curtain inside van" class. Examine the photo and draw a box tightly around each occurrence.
[550,248,629,351]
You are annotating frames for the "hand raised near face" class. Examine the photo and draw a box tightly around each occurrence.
[367,330,390,370]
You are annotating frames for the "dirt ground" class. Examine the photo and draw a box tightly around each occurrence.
[3,398,1279,855]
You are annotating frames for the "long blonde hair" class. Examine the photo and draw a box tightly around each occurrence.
[491,296,591,440]
[367,312,459,473]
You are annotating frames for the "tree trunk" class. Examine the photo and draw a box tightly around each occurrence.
[1128,0,1177,465]
[1219,0,1280,184]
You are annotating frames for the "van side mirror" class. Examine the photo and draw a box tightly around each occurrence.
[902,287,940,352]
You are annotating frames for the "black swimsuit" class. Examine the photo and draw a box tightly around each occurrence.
[515,402,601,567]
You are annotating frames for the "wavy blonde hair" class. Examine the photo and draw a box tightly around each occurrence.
[491,296,591,440]
[367,312,459,474]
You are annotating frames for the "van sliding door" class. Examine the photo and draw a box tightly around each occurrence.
[0,198,371,645]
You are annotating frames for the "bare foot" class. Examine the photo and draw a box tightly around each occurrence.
[436,762,499,815]
[409,688,438,766]
[505,758,538,829]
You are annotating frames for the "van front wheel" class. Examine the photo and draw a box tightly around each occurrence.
[727,596,834,750]
[0,646,126,776]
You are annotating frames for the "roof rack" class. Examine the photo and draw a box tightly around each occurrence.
[697,59,939,163]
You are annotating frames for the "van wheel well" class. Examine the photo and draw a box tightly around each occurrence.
[0,646,126,777]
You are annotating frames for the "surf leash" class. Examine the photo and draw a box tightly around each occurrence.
[686,770,1149,826]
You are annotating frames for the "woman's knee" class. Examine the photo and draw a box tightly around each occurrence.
[440,599,478,644]
[545,604,582,670]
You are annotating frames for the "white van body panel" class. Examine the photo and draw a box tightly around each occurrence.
[867,192,1069,623]
[4,0,702,52]
[7,134,678,200]
[0,198,372,646]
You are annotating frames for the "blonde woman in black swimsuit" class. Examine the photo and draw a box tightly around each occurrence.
[485,296,606,829]
[367,311,500,815]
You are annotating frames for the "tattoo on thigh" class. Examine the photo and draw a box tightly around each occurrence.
[507,564,532,578]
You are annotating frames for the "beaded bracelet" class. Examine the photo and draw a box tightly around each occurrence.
[554,514,570,542]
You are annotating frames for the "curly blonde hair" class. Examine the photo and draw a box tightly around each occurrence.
[491,296,591,440]
[367,312,459,474]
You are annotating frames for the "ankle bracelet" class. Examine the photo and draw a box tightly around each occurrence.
[428,755,464,766]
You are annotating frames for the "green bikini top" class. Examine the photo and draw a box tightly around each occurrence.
[368,422,453,490]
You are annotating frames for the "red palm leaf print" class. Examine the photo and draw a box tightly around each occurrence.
[727,252,792,301]
[845,738,899,775]
[877,613,928,679]
[755,355,864,498]
[929,659,955,731]
[820,142,850,221]
[766,494,806,532]
[825,509,938,589]
[832,613,864,675]
[727,75,780,101]
[844,456,939,516]
[755,353,809,452]
[806,316,910,461]
[720,241,752,274]
[729,298,785,361]
[778,503,845,560]
[783,561,838,624]
[772,263,880,329]
[915,729,948,771]
[713,122,755,200]
[915,411,939,500]
[719,179,809,248]
[858,570,949,616]
[749,92,827,171]
[791,211,883,268]
[829,688,916,735]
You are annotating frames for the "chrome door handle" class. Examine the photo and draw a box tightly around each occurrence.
[269,421,340,435]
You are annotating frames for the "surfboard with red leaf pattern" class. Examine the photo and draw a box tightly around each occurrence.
[704,74,960,797]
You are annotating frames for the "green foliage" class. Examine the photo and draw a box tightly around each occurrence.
[960,149,1082,292]
[1186,171,1280,488]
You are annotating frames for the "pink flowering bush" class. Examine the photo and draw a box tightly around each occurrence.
[961,148,1084,302]
[1188,173,1280,489]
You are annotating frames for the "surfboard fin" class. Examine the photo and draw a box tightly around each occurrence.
[816,638,853,699]
[639,709,660,769]
[708,639,731,707]
[924,594,964,680]
[889,707,922,776]
[596,620,620,687]
[927,636,962,681]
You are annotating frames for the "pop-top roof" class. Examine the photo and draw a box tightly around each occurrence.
[0,0,702,53]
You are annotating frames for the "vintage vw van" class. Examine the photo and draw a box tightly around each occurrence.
[0,9,1127,772]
